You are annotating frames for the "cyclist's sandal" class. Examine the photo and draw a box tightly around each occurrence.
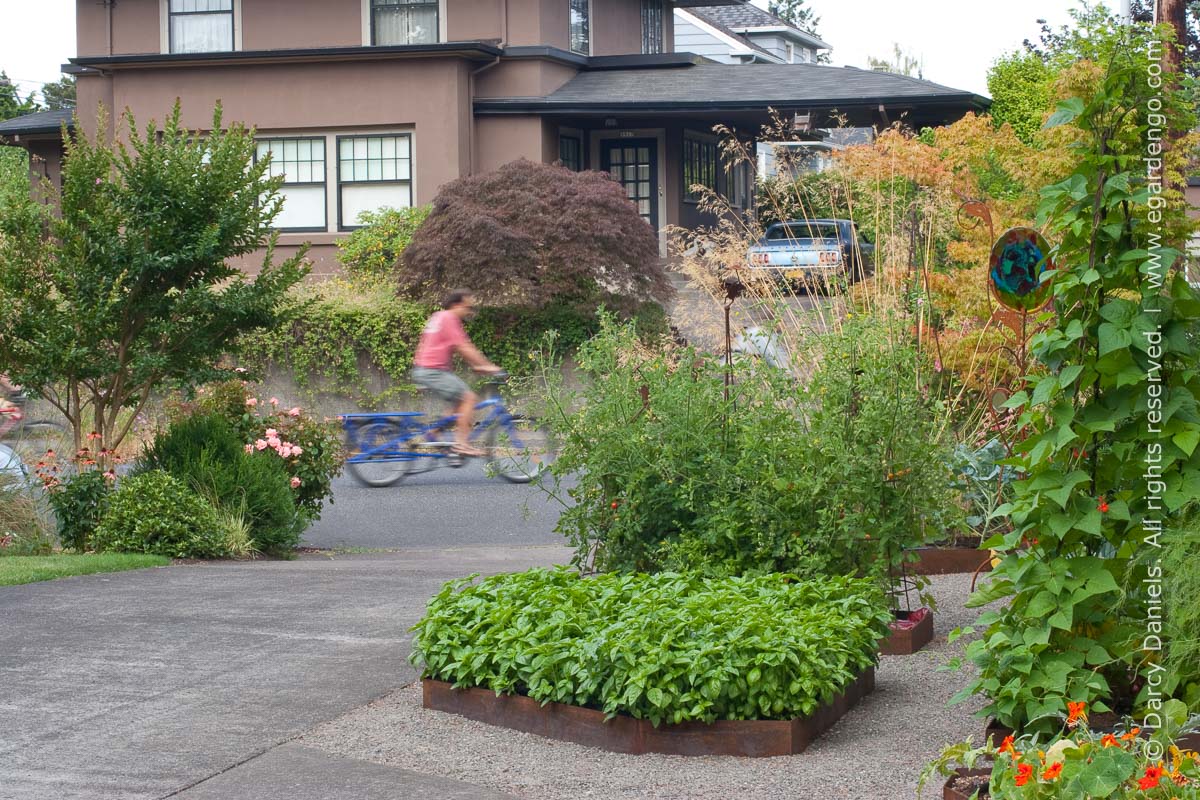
[452,443,486,457]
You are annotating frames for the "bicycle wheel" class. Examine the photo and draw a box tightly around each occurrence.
[484,416,556,484]
[345,419,417,488]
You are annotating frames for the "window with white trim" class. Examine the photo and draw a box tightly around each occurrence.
[372,0,440,45]
[569,0,590,55]
[169,0,234,54]
[337,134,413,229]
[256,138,327,232]
[785,42,795,63]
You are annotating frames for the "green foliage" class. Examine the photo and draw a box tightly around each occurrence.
[0,553,170,586]
[140,413,303,556]
[0,147,29,197]
[238,276,667,408]
[411,568,891,725]
[954,23,1200,734]
[538,315,958,596]
[182,380,344,519]
[0,102,307,464]
[0,72,38,121]
[1162,509,1200,707]
[92,471,226,558]
[987,51,1055,145]
[336,205,430,279]
[38,77,75,111]
[0,474,55,556]
[867,43,923,78]
[47,470,110,552]
[920,701,1200,799]
[766,0,823,40]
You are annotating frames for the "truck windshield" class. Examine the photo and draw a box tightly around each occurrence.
[766,223,843,241]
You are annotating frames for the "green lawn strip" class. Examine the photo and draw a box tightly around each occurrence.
[0,554,172,587]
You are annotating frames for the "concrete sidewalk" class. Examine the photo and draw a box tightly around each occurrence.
[0,546,570,800]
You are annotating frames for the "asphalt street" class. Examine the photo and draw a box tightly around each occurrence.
[302,465,571,550]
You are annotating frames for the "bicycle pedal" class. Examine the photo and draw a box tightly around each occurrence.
[448,454,465,468]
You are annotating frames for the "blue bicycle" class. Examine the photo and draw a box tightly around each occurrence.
[342,376,556,487]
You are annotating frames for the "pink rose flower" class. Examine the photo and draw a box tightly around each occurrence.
[265,428,278,438]
[269,397,279,407]
[290,476,302,489]
[267,437,281,449]
[254,439,268,451]
[243,444,254,454]
[288,407,301,417]
[245,398,258,408]
[290,446,303,456]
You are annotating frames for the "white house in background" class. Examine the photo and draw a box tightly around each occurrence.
[673,4,830,65]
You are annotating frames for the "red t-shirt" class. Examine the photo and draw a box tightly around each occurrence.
[414,310,469,370]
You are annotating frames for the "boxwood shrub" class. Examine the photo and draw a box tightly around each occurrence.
[410,568,891,726]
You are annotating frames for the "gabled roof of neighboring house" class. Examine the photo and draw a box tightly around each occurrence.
[0,108,74,137]
[476,63,988,114]
[676,8,782,63]
[688,5,831,51]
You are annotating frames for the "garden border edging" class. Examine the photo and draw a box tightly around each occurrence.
[421,667,875,757]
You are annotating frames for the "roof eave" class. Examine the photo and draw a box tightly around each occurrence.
[474,94,990,115]
[69,42,504,70]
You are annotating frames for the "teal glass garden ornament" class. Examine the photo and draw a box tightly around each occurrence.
[989,227,1054,312]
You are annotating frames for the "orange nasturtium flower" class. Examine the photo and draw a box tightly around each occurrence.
[1121,727,1142,741]
[1101,734,1120,748]
[1014,763,1035,787]
[1138,764,1165,790]
[1042,762,1064,781]
[1067,701,1088,727]
[999,735,1017,755]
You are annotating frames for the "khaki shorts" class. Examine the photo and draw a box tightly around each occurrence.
[411,367,470,403]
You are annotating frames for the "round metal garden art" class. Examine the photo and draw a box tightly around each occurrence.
[988,227,1054,312]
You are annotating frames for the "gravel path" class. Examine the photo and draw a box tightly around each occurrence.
[303,572,992,799]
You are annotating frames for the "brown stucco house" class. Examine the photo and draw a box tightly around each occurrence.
[0,0,986,272]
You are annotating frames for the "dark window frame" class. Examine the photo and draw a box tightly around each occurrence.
[682,133,718,203]
[335,133,415,232]
[370,0,441,46]
[641,0,664,55]
[255,136,329,234]
[559,134,584,171]
[569,0,590,56]
[167,0,235,55]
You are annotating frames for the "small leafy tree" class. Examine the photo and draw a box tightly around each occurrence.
[952,22,1200,734]
[40,77,76,111]
[987,51,1055,144]
[336,205,430,279]
[0,72,38,121]
[0,104,307,464]
[401,159,671,310]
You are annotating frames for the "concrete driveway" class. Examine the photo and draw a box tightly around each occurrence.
[0,544,571,799]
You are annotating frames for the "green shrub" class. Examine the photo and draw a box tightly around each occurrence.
[1163,510,1200,708]
[175,380,344,519]
[47,470,110,552]
[92,471,226,558]
[0,474,55,556]
[238,276,667,408]
[141,413,303,555]
[538,315,958,590]
[411,569,891,725]
[336,206,430,279]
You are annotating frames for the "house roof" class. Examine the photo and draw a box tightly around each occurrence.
[0,108,74,137]
[676,9,782,62]
[688,5,831,50]
[475,63,988,115]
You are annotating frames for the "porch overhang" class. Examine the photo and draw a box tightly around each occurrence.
[0,109,74,142]
[474,62,989,131]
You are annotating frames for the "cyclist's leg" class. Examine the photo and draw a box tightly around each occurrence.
[454,389,479,452]
[411,368,481,455]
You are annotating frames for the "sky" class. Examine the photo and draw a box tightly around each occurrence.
[0,0,1084,101]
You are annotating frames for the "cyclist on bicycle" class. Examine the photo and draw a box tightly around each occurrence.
[411,290,503,457]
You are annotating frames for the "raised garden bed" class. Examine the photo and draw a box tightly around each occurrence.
[423,667,875,757]
[879,607,934,655]
[909,546,993,576]
[943,768,992,800]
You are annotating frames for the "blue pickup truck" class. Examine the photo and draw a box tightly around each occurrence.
[745,219,874,288]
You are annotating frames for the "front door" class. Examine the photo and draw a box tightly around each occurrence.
[602,139,658,230]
